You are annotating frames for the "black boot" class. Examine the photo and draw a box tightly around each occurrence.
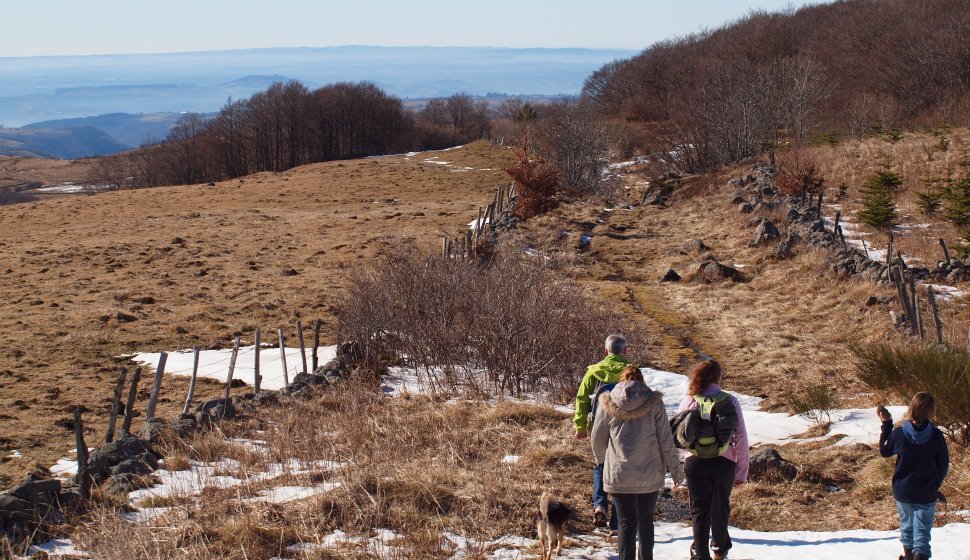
[913,554,928,560]
[898,547,912,560]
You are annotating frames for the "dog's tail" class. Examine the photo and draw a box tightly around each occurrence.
[539,490,552,520]
[540,491,571,524]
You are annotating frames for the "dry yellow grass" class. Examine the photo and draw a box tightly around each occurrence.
[0,142,515,486]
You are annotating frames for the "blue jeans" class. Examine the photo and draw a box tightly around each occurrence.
[897,500,936,557]
[593,463,618,530]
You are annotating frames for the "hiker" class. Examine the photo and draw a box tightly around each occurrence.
[676,359,749,560]
[591,365,684,560]
[574,334,629,532]
[878,392,950,560]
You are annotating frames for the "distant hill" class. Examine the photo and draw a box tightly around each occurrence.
[0,46,636,126]
[25,112,186,148]
[0,126,130,158]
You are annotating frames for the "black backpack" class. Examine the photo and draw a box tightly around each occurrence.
[670,392,739,458]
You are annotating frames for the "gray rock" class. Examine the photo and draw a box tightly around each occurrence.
[866,295,896,306]
[173,413,198,437]
[748,448,798,482]
[738,203,754,214]
[659,268,681,282]
[196,398,234,419]
[786,209,801,222]
[9,476,61,507]
[252,391,280,406]
[750,220,780,247]
[772,232,801,260]
[681,238,709,254]
[695,260,746,284]
[110,457,156,479]
[0,493,33,522]
[138,417,169,445]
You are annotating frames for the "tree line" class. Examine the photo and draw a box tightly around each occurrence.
[583,0,970,170]
[92,82,491,188]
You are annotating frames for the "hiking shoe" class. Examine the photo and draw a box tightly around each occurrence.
[593,507,607,527]
[712,544,728,560]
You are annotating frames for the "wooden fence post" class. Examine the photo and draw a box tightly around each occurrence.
[312,319,321,371]
[833,211,841,235]
[297,320,307,374]
[74,409,90,500]
[223,337,240,408]
[105,367,128,444]
[182,346,200,415]
[940,238,951,264]
[121,368,142,436]
[861,239,870,259]
[886,231,894,267]
[927,287,944,344]
[279,329,290,389]
[441,237,447,258]
[891,267,913,329]
[145,353,168,421]
[910,274,925,340]
[254,329,262,394]
[466,230,473,258]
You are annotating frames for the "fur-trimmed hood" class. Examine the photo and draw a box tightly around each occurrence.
[599,380,664,422]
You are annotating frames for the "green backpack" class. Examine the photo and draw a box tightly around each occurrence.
[670,392,739,459]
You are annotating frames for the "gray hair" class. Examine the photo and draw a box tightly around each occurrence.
[605,334,628,355]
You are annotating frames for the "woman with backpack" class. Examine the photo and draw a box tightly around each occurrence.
[677,359,749,560]
[591,365,684,560]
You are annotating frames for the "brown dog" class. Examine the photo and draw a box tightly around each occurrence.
[536,491,571,559]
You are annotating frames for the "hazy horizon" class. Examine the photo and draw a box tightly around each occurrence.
[1,0,829,58]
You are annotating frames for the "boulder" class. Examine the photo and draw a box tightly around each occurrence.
[738,203,754,214]
[681,238,709,254]
[8,476,61,507]
[748,448,798,482]
[749,221,780,247]
[137,417,170,444]
[695,260,746,284]
[0,493,33,523]
[252,391,280,406]
[196,398,235,420]
[173,413,198,437]
[772,232,801,260]
[866,295,896,306]
[659,268,681,282]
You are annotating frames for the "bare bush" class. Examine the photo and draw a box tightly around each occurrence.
[534,100,611,195]
[335,247,636,398]
[505,140,561,219]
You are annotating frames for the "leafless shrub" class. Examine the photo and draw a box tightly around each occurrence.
[335,246,637,398]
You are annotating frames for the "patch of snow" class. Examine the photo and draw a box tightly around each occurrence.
[6,449,22,459]
[441,521,970,559]
[381,369,425,395]
[927,284,966,301]
[252,483,341,504]
[502,455,521,464]
[50,458,78,478]
[640,367,904,447]
[131,345,337,391]
[23,538,88,558]
[123,506,175,523]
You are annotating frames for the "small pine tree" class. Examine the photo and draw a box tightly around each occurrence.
[916,188,942,215]
[857,171,899,229]
[944,177,970,227]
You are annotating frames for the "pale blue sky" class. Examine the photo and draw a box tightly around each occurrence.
[5,0,827,57]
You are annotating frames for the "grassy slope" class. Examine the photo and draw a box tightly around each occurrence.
[2,131,970,547]
[0,142,514,486]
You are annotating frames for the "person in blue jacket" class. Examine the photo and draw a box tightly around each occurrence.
[878,392,949,560]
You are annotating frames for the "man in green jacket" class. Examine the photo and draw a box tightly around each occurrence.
[574,334,629,530]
